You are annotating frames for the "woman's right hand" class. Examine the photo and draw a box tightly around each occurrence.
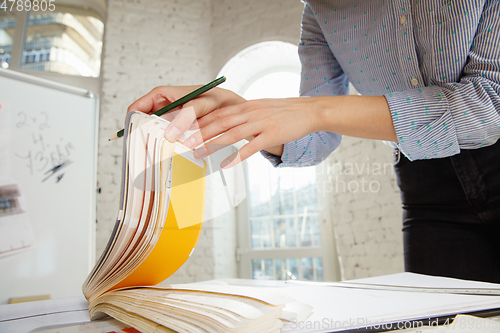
[127,85,246,142]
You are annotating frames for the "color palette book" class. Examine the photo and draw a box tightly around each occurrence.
[82,112,311,333]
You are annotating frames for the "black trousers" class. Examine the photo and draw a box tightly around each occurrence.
[394,142,500,283]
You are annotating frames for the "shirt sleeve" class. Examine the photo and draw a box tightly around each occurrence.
[261,3,346,167]
[385,1,500,161]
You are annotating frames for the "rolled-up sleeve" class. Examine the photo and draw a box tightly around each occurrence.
[385,1,500,161]
[262,3,346,167]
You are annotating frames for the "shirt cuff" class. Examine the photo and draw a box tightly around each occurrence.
[260,132,342,167]
[385,86,460,161]
[259,150,282,167]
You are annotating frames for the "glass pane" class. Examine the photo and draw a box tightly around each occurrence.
[0,11,16,69]
[295,165,318,213]
[273,218,297,248]
[298,215,312,247]
[287,258,299,280]
[299,214,322,247]
[252,257,324,281]
[301,257,314,281]
[251,259,273,280]
[20,7,103,76]
[247,154,271,218]
[275,259,285,280]
[247,153,324,249]
[314,257,324,282]
[250,218,272,249]
[311,215,322,247]
[272,168,295,216]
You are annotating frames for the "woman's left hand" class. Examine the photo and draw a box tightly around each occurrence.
[182,97,321,169]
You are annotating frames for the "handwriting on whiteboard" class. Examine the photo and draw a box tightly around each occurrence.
[13,111,74,183]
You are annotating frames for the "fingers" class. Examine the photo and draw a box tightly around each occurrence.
[127,87,175,114]
[191,120,263,163]
[164,105,199,142]
[162,91,230,143]
[190,123,254,159]
[128,86,247,146]
[195,104,242,128]
[183,111,249,150]
[220,134,268,169]
[182,130,204,150]
[127,85,202,115]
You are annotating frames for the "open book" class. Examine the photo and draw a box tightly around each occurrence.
[82,112,311,332]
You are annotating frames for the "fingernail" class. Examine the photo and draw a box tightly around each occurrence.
[165,126,180,142]
[167,126,181,142]
[184,136,196,149]
[220,159,231,169]
[194,147,207,159]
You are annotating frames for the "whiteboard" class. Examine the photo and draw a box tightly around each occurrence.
[0,68,98,304]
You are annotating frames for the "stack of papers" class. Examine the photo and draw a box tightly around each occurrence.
[278,273,500,332]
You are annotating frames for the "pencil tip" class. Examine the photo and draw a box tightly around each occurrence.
[109,133,119,141]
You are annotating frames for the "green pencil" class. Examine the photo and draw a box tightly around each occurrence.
[109,76,226,141]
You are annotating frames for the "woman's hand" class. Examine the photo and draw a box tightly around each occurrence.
[127,85,246,140]
[182,97,323,169]
[183,94,396,169]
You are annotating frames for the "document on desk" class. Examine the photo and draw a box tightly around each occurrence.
[0,298,132,333]
[0,296,89,333]
[288,272,500,295]
[278,273,500,333]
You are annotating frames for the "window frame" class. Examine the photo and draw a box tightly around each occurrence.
[217,41,341,282]
[3,3,103,93]
[236,159,341,281]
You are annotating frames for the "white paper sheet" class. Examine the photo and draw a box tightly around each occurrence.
[0,296,89,333]
[287,272,500,295]
[278,273,500,332]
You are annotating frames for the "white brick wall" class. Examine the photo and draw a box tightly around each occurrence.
[98,0,404,283]
[323,137,404,280]
[210,1,304,75]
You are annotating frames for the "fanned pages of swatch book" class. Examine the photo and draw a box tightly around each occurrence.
[82,111,311,333]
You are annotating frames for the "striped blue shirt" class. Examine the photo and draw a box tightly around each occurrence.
[263,0,500,167]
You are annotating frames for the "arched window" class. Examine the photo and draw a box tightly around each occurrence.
[218,41,340,282]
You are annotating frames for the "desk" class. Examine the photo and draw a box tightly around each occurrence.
[1,273,500,333]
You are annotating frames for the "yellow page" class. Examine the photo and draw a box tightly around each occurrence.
[111,142,207,290]
[171,145,206,229]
